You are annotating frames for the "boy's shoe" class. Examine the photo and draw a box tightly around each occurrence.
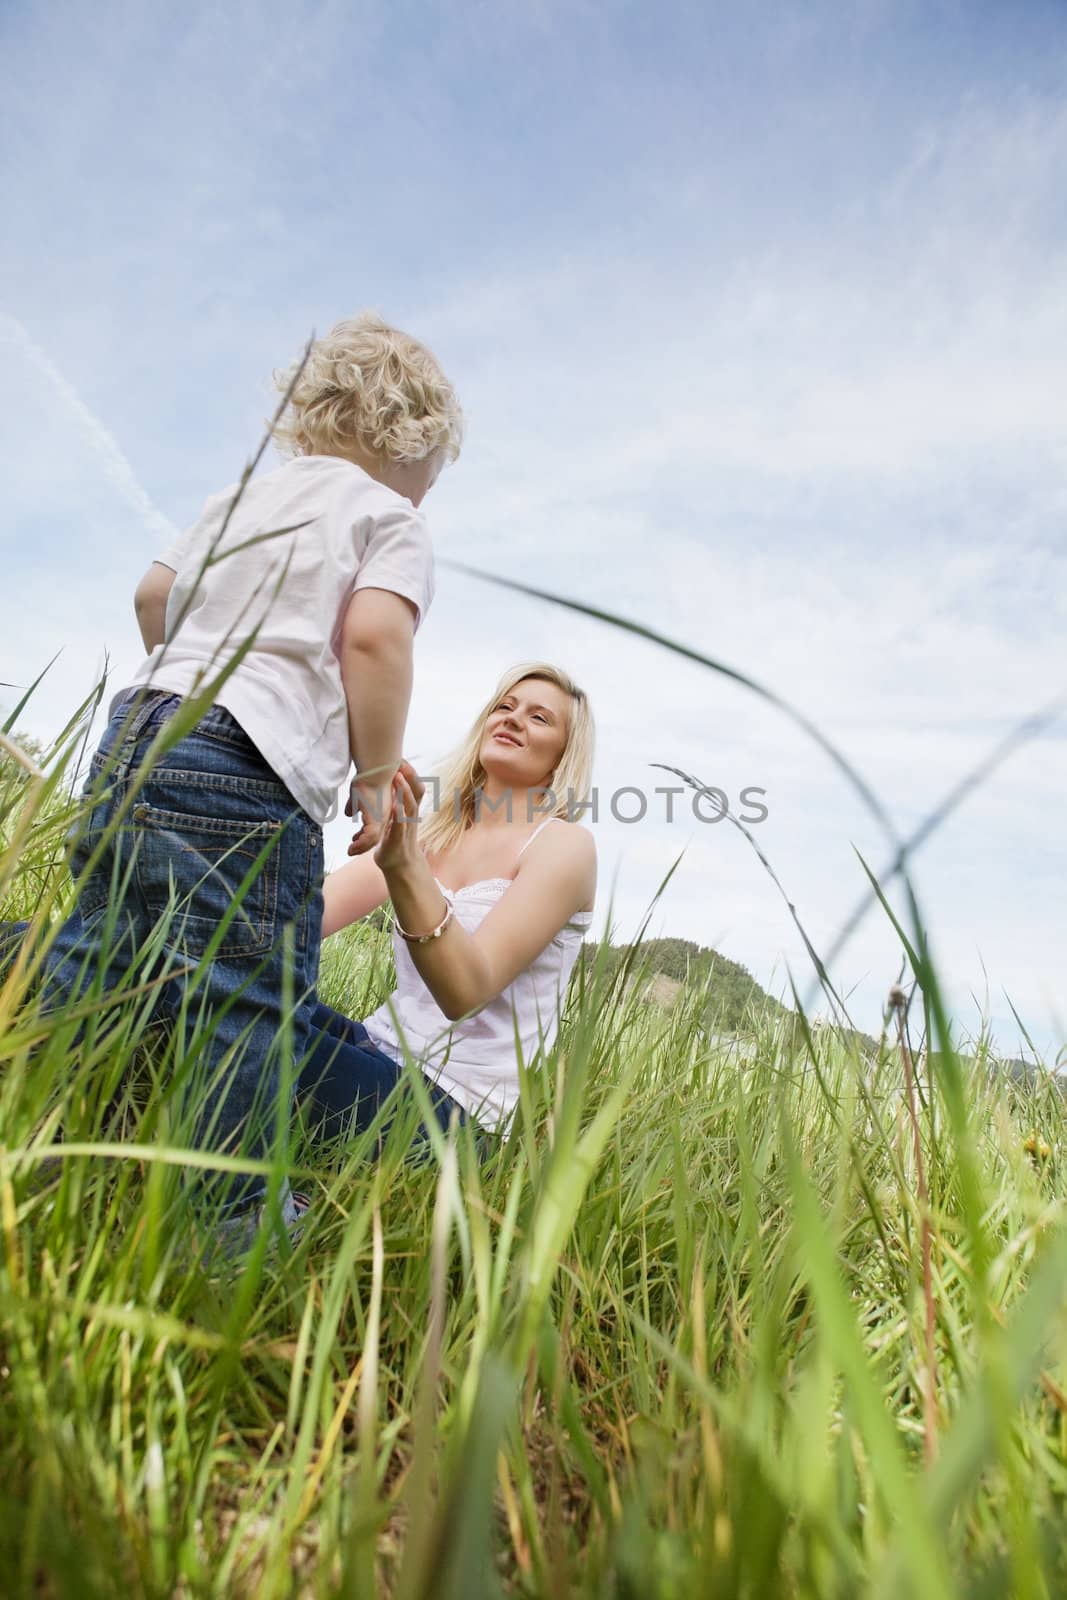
[288,1190,312,1244]
[204,1183,310,1270]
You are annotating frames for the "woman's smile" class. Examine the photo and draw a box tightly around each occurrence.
[479,676,574,789]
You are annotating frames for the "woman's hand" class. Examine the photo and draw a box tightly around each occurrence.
[386,817,596,1023]
[373,761,426,875]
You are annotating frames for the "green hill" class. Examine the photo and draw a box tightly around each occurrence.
[583,935,791,1033]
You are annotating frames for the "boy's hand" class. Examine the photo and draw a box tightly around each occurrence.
[346,774,391,855]
[346,763,424,855]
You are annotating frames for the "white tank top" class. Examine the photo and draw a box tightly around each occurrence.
[362,818,594,1129]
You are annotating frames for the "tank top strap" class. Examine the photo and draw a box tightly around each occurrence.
[517,815,560,858]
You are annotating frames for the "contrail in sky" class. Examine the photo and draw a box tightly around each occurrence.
[1,313,178,545]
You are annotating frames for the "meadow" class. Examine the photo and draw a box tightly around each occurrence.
[1,662,1065,1600]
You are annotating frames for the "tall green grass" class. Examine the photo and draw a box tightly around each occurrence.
[2,672,1065,1598]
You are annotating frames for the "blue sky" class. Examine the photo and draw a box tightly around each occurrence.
[2,0,1065,1058]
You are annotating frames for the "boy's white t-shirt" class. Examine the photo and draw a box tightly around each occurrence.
[122,454,434,825]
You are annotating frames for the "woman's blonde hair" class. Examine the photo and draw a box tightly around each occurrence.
[419,663,596,859]
[272,313,463,465]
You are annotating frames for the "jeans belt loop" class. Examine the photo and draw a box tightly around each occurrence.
[117,687,173,768]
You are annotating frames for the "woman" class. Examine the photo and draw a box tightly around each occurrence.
[297,662,597,1146]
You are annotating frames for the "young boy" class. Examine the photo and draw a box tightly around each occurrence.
[43,313,462,1241]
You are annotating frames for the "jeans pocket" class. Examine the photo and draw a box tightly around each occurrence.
[132,802,283,959]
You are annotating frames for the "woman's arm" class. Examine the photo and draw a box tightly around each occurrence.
[378,772,596,1022]
[322,853,391,937]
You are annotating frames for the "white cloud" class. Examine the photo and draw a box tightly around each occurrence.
[0,316,177,548]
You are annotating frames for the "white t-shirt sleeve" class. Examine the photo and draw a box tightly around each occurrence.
[154,540,185,573]
[154,486,236,572]
[351,504,435,629]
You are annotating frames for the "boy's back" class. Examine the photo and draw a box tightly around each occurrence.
[130,453,434,824]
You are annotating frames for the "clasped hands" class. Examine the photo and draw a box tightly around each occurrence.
[346,761,424,866]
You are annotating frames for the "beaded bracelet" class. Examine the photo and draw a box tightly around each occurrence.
[395,897,454,945]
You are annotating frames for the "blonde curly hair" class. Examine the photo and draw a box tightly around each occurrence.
[272,313,463,465]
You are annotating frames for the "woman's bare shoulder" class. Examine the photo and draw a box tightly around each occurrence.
[522,818,597,910]
[556,816,596,859]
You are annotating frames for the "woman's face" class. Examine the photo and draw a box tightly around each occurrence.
[479,677,571,791]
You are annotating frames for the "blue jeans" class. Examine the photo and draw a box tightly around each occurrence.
[0,921,29,975]
[41,690,324,1212]
[298,1002,471,1151]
